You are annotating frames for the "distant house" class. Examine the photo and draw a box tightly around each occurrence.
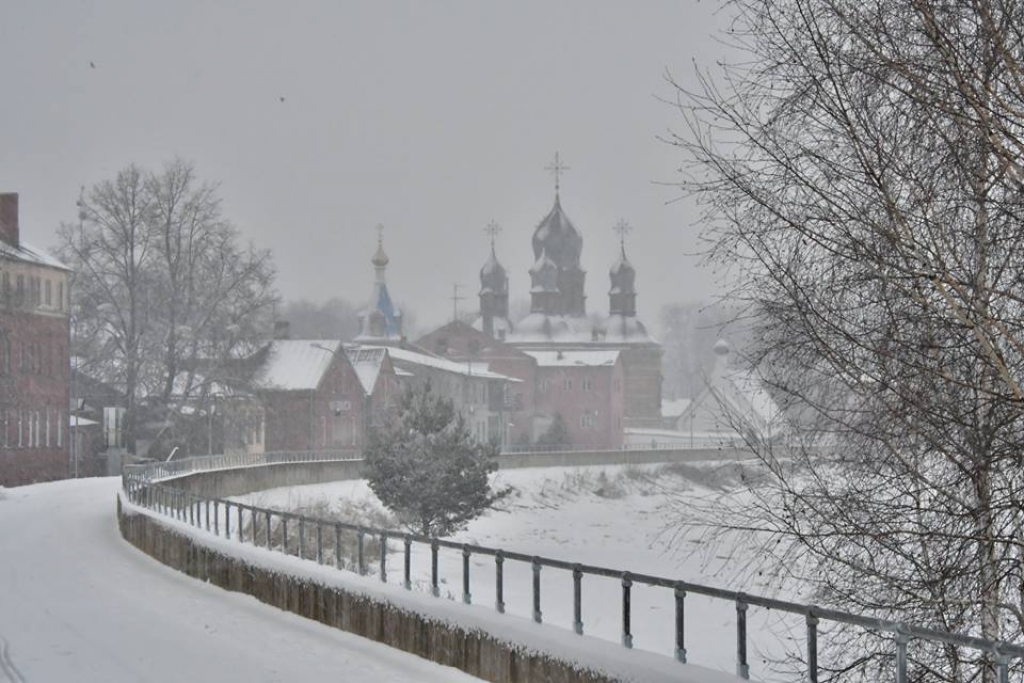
[524,349,625,448]
[69,367,126,474]
[355,342,519,446]
[0,193,72,486]
[252,339,398,452]
[416,320,627,448]
[672,339,784,447]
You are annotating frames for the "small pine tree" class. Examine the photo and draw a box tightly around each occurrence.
[536,412,571,448]
[364,383,512,537]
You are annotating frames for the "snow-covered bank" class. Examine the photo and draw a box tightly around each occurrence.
[0,477,480,682]
[231,463,802,680]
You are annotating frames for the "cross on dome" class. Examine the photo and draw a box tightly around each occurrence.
[544,152,570,195]
[613,219,633,251]
[484,220,502,250]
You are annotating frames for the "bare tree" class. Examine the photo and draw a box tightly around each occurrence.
[57,160,277,454]
[668,0,1024,680]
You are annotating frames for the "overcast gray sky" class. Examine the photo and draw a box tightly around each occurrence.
[1,1,729,333]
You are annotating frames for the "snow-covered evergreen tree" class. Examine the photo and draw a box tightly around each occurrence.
[364,383,511,537]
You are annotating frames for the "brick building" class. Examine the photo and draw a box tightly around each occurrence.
[253,339,399,452]
[0,193,72,486]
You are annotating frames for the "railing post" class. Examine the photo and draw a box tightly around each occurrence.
[532,557,542,623]
[316,521,323,564]
[224,502,231,539]
[736,594,750,679]
[621,572,633,648]
[357,528,366,576]
[298,517,306,559]
[430,540,440,597]
[994,646,1010,683]
[675,584,687,663]
[806,610,819,683]
[204,499,210,531]
[495,552,505,614]
[894,627,908,683]
[403,537,412,589]
[462,545,472,604]
[265,510,272,548]
[238,504,244,542]
[335,523,342,568]
[282,517,289,555]
[213,501,220,536]
[190,496,196,526]
[572,564,583,635]
[379,531,387,583]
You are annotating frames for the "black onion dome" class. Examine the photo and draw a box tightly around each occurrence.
[608,245,636,294]
[529,248,559,292]
[531,195,582,269]
[479,248,507,294]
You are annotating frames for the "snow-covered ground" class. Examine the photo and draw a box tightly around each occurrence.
[232,463,807,681]
[0,477,481,683]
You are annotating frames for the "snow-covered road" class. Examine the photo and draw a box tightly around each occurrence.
[0,477,479,683]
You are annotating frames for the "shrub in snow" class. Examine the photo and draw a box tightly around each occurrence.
[365,383,512,537]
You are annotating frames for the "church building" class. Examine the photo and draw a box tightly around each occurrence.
[420,155,664,447]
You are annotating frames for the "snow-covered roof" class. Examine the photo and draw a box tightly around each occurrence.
[365,345,517,382]
[255,340,341,391]
[345,347,387,394]
[0,239,70,271]
[661,398,692,418]
[523,349,620,367]
[602,314,656,344]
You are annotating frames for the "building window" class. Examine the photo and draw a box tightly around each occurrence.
[0,334,8,373]
[539,379,549,392]
[2,411,8,448]
[582,377,592,392]
[35,411,41,447]
[45,280,52,306]
[580,413,596,429]
[57,412,63,448]
[58,281,64,311]
[563,378,572,391]
[15,274,24,305]
[45,410,51,447]
[17,411,22,447]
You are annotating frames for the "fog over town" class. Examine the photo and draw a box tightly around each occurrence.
[5,2,1024,683]
[1,1,727,332]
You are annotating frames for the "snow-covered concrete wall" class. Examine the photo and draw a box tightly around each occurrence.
[168,459,365,498]
[116,497,687,683]
[496,447,754,470]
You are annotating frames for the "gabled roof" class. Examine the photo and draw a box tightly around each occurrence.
[345,346,387,394]
[364,344,519,381]
[254,339,342,391]
[0,239,70,271]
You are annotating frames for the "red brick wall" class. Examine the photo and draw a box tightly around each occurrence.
[0,309,70,486]
[534,360,624,448]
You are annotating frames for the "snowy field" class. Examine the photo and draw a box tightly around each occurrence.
[231,463,809,681]
[0,477,482,683]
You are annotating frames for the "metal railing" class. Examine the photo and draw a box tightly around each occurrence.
[121,455,1024,682]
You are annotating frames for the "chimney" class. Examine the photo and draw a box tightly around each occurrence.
[273,320,290,340]
[0,193,18,247]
